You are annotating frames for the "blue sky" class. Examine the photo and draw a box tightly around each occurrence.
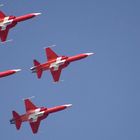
[0,0,140,140]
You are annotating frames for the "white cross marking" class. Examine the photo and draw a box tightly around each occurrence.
[0,17,13,31]
[50,57,66,71]
[28,108,44,122]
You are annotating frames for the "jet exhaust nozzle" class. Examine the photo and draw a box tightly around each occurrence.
[10,118,15,124]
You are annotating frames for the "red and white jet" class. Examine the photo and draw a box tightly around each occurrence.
[0,11,41,42]
[30,47,94,82]
[10,99,72,134]
[0,69,21,78]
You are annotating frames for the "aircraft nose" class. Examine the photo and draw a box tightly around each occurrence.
[33,13,42,16]
[64,104,72,108]
[84,52,95,56]
[13,69,22,73]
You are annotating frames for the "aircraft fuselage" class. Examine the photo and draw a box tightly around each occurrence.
[31,56,69,72]
[0,13,41,31]
[12,104,72,124]
[31,53,93,73]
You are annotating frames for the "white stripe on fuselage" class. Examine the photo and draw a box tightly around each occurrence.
[28,108,45,122]
[0,17,13,31]
[50,57,66,71]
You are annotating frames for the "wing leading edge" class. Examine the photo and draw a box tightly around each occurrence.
[30,119,41,134]
[45,47,58,61]
[0,29,9,42]
[24,99,37,112]
[50,68,62,82]
[0,11,6,18]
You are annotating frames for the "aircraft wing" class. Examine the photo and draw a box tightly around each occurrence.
[30,120,41,134]
[24,99,37,112]
[0,29,9,42]
[50,68,62,82]
[0,11,6,18]
[45,47,58,61]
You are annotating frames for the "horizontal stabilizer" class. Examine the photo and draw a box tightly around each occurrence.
[33,59,40,66]
[33,59,43,78]
[12,111,22,130]
[37,70,43,79]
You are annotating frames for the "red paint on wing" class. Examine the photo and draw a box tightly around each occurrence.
[0,29,9,42]
[45,47,58,61]
[50,68,62,82]
[30,120,41,134]
[24,99,37,112]
[0,11,6,19]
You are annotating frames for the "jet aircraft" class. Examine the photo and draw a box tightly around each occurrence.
[10,99,72,134]
[30,47,94,82]
[0,11,41,42]
[0,69,21,78]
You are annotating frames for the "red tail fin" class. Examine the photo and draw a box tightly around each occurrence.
[33,59,40,66]
[33,59,43,78]
[12,111,22,130]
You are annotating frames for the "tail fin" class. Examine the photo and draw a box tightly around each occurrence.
[12,111,22,130]
[33,59,43,79]
[33,59,40,66]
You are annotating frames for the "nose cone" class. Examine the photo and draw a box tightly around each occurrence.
[13,69,22,73]
[84,52,95,56]
[14,12,42,23]
[33,13,42,16]
[64,104,72,108]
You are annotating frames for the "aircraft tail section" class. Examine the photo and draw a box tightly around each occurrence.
[33,59,43,79]
[36,69,43,79]
[12,111,22,130]
[33,59,40,66]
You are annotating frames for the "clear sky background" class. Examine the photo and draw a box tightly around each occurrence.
[0,0,140,140]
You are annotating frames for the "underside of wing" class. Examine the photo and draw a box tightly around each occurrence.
[0,29,9,42]
[30,120,41,134]
[50,68,62,82]
[0,11,6,19]
[24,99,37,112]
[45,47,58,61]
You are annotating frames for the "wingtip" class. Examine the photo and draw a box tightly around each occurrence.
[0,39,13,44]
[43,45,56,50]
[22,96,35,101]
